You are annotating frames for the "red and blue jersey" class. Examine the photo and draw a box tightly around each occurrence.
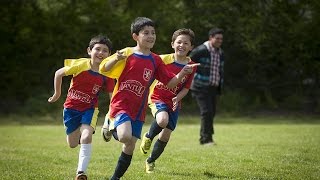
[64,58,114,112]
[99,48,175,122]
[149,54,197,110]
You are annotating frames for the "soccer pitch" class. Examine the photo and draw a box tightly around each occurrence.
[0,116,319,180]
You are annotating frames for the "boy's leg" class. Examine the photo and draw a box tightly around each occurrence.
[76,108,97,177]
[110,137,137,180]
[67,128,81,148]
[148,111,169,139]
[64,108,82,148]
[145,129,170,173]
[140,111,168,154]
[110,118,141,180]
[76,124,94,175]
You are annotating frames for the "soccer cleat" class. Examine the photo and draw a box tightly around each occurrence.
[140,132,152,154]
[75,171,87,180]
[101,123,113,142]
[145,160,155,173]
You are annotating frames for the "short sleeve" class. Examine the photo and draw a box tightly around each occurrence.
[64,58,90,76]
[99,47,133,79]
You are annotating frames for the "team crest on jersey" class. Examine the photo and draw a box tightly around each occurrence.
[92,84,101,94]
[143,68,152,81]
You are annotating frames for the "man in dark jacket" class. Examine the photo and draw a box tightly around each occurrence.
[190,28,224,145]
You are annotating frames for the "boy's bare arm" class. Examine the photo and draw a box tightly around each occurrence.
[103,51,127,71]
[167,63,200,89]
[172,88,189,111]
[48,67,66,103]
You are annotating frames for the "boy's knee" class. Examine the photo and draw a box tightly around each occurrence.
[118,134,132,143]
[157,119,168,128]
[80,133,92,144]
[68,142,78,148]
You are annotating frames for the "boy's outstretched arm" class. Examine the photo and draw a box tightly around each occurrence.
[103,51,126,72]
[167,63,200,89]
[48,67,66,103]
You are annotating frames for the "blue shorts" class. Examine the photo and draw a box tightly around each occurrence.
[112,113,144,139]
[63,108,99,135]
[149,102,179,131]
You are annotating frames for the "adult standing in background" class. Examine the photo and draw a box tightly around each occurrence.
[189,28,224,145]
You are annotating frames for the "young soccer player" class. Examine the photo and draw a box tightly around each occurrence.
[139,28,198,173]
[99,17,196,180]
[48,35,114,180]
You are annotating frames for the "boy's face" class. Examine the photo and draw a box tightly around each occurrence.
[171,34,193,58]
[133,26,156,50]
[87,44,110,64]
[209,34,223,48]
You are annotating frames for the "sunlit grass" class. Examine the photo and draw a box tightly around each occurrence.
[0,116,319,179]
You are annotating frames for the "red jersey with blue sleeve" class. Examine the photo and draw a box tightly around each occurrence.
[63,58,115,112]
[99,48,175,122]
[149,54,197,110]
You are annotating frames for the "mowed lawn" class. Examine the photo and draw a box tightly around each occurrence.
[0,115,319,180]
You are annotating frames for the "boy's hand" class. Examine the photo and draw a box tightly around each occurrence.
[115,51,127,61]
[182,63,200,75]
[48,94,60,103]
[172,97,178,111]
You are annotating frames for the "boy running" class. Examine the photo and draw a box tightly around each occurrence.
[140,28,198,173]
[48,35,114,180]
[99,17,196,180]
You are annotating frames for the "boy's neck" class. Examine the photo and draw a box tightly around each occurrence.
[174,54,189,65]
[134,46,151,55]
[90,61,99,72]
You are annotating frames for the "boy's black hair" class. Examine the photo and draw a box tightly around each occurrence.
[89,35,112,51]
[131,17,155,35]
[208,28,223,37]
[172,28,195,45]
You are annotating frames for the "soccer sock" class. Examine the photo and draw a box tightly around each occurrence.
[147,139,167,163]
[77,143,92,173]
[111,151,132,179]
[147,120,163,140]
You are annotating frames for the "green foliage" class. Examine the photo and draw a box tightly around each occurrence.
[1,0,319,114]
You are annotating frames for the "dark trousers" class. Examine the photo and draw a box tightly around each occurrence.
[192,86,218,144]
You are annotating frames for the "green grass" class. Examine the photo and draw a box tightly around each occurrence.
[0,115,319,180]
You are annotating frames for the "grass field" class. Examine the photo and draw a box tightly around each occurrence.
[0,115,319,180]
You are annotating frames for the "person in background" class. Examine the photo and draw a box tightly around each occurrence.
[189,28,224,145]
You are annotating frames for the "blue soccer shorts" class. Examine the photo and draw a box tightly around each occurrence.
[63,108,99,134]
[109,113,144,139]
[149,102,179,131]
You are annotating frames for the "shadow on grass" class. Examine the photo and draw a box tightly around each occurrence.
[203,171,233,179]
[167,170,233,179]
[177,112,320,125]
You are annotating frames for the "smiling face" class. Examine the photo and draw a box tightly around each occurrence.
[171,34,193,59]
[209,33,223,48]
[132,25,156,53]
[87,43,110,65]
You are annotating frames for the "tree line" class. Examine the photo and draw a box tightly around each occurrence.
[1,0,319,114]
